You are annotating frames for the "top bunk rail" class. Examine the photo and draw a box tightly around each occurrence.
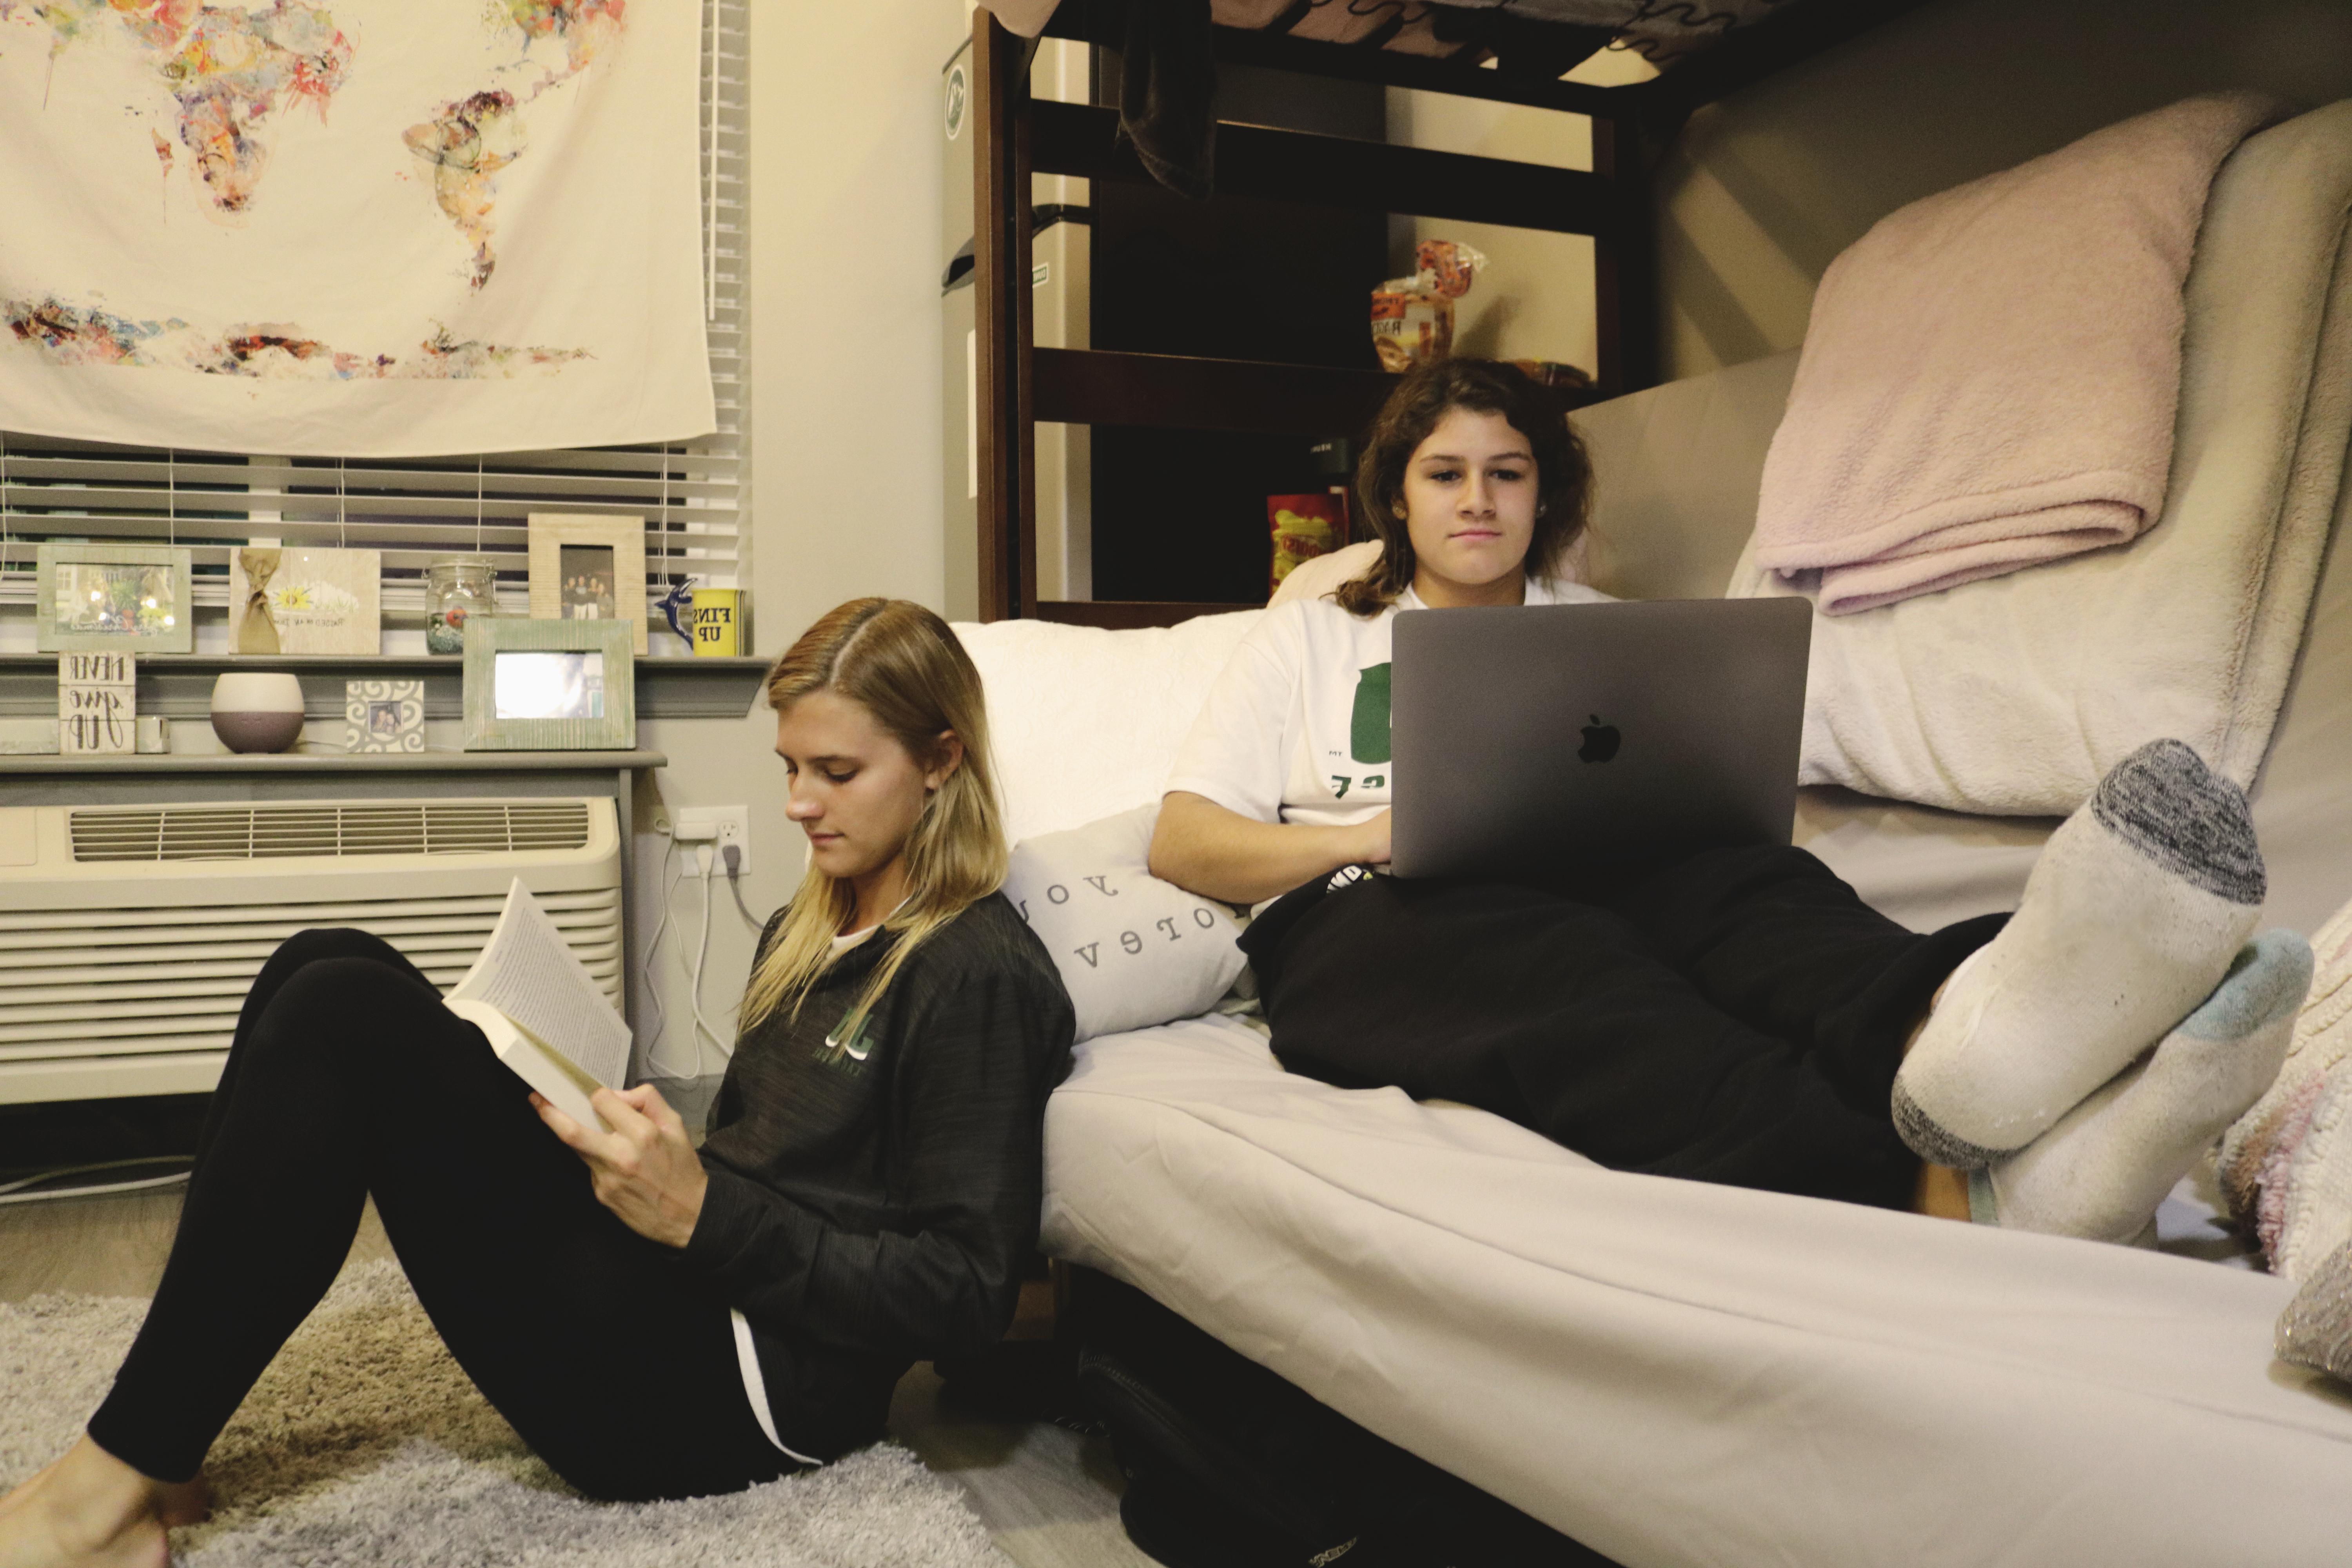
[1040,0,1936,129]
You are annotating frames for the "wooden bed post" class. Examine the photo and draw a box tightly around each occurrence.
[972,10,1037,623]
[1590,111,1658,399]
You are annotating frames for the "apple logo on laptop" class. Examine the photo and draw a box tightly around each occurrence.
[1578,714,1620,764]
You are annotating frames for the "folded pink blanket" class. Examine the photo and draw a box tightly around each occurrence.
[1755,94,2275,615]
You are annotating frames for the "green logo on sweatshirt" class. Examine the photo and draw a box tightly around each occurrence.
[1350,662,1392,765]
[813,1014,877,1074]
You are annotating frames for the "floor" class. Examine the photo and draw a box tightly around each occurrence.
[0,1183,1157,1568]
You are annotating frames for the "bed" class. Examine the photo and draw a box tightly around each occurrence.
[951,97,2352,1567]
[967,512,2352,1563]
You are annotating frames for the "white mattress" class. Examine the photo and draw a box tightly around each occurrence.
[1041,1013,2352,1568]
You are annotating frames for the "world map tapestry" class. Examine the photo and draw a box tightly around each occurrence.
[0,0,712,457]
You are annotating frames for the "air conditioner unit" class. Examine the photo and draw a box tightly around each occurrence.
[0,797,622,1106]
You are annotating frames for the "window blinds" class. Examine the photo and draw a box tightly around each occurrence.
[0,0,748,631]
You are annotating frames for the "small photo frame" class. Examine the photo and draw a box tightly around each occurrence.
[345,679,426,753]
[463,617,635,751]
[36,544,194,654]
[528,513,646,655]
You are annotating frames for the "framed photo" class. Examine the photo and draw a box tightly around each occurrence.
[344,679,426,753]
[527,513,646,656]
[462,617,635,751]
[35,544,194,654]
[231,547,382,656]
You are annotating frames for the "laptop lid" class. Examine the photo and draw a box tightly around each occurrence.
[1388,597,1811,881]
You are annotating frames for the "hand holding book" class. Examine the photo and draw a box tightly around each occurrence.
[531,1083,708,1249]
[441,881,704,1245]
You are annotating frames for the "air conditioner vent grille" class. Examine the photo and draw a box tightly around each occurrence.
[0,889,624,1061]
[69,802,594,863]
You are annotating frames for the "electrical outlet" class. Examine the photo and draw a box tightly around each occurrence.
[675,805,750,873]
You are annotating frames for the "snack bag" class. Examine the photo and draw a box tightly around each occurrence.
[1369,240,1486,373]
[1267,492,1347,594]
[1370,287,1451,372]
[1415,239,1485,299]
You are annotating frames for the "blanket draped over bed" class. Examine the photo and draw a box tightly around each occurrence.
[1730,101,2352,817]
[1040,1016,2352,1568]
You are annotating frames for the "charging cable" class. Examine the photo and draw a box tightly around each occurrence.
[0,1158,191,1208]
[689,842,733,1061]
[721,841,763,932]
[638,833,701,1081]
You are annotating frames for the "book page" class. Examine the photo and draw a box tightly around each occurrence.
[450,879,631,1091]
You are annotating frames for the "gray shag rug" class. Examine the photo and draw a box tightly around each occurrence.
[0,1261,1008,1567]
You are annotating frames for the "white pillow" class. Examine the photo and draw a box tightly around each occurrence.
[953,610,1262,844]
[1004,804,1247,1043]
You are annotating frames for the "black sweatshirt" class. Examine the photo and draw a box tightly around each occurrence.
[679,892,1074,1457]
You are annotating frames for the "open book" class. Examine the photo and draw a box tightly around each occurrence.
[445,879,632,1132]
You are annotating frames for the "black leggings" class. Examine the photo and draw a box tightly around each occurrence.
[85,930,795,1500]
[1244,846,2007,1210]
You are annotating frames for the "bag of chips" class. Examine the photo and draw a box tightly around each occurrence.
[1267,492,1347,594]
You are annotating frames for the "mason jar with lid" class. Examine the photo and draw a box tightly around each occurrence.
[425,557,498,654]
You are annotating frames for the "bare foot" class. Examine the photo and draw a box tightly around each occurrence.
[0,1437,174,1568]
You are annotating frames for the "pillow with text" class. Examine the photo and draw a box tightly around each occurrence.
[1004,804,1247,1043]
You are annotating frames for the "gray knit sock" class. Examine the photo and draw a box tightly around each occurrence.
[1895,740,2266,1167]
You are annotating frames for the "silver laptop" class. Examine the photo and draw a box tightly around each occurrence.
[1388,597,1811,880]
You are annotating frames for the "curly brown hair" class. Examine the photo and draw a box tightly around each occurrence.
[1334,358,1594,617]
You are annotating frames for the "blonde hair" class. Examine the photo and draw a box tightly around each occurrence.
[738,597,1008,1040]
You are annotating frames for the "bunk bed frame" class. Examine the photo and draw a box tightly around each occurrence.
[968,0,1927,626]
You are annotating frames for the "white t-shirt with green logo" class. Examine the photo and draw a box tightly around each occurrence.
[1165,577,1609,830]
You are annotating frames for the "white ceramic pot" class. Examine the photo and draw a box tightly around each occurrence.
[210,672,306,753]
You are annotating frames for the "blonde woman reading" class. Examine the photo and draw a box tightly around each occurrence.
[0,598,1074,1568]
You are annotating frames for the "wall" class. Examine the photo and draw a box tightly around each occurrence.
[1383,49,1655,379]
[1655,0,2352,378]
[625,2,969,1096]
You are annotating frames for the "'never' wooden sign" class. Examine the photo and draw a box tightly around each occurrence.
[60,652,135,755]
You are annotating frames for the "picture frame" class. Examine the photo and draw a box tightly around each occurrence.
[344,679,426,753]
[462,617,635,751]
[526,513,647,656]
[231,546,383,656]
[34,544,194,654]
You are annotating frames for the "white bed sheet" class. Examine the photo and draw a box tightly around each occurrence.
[1042,1013,2352,1568]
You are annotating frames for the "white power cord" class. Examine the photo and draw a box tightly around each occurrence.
[0,1158,191,1208]
[686,843,732,1063]
[638,835,702,1081]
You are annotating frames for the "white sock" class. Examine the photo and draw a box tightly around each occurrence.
[1971,931,2308,1245]
[1894,740,2266,1167]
